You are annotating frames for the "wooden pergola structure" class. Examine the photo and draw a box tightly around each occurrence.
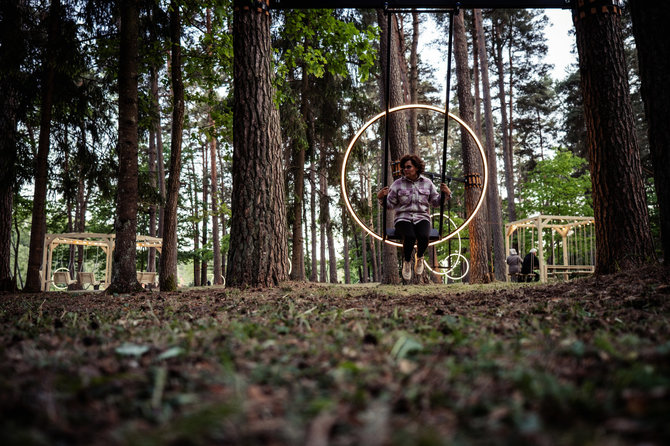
[41,232,162,291]
[505,215,595,282]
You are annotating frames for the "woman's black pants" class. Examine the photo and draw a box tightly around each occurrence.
[394,220,431,262]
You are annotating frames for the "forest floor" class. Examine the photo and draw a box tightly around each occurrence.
[1,265,669,446]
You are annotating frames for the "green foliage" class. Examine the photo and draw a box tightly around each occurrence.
[516,148,593,218]
[275,10,378,95]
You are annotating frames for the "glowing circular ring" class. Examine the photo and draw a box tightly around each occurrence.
[341,104,488,247]
[425,253,470,281]
[51,266,71,291]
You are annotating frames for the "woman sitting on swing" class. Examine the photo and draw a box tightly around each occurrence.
[377,154,452,280]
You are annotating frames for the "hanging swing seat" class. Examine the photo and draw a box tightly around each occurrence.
[385,227,440,241]
[137,271,158,286]
[77,272,101,288]
[53,270,77,287]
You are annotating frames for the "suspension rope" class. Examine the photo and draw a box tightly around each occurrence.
[381,9,392,242]
[438,9,455,237]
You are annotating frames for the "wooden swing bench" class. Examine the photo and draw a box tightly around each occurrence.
[137,271,158,287]
[546,264,595,279]
[52,270,77,287]
[77,271,101,288]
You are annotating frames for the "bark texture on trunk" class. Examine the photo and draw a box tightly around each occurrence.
[475,9,506,281]
[454,11,490,284]
[24,0,60,292]
[494,20,516,222]
[159,0,185,291]
[574,7,655,273]
[629,1,670,265]
[109,0,141,293]
[227,3,288,287]
[0,0,22,291]
[378,10,406,285]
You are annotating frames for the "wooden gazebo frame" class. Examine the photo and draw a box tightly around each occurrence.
[505,215,595,282]
[41,232,162,291]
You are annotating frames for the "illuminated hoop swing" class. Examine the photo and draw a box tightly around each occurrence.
[340,103,488,248]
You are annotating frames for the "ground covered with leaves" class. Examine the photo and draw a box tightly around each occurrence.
[1,266,669,446]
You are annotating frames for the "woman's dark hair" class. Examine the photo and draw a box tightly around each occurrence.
[399,154,425,175]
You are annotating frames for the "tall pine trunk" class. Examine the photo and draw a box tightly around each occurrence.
[454,11,489,284]
[209,123,222,284]
[24,0,60,292]
[629,1,670,265]
[0,0,22,291]
[159,0,185,291]
[475,9,505,281]
[108,0,141,293]
[341,205,351,283]
[378,10,406,285]
[493,19,516,222]
[290,137,306,281]
[309,164,318,281]
[189,156,201,286]
[206,9,222,285]
[319,164,327,282]
[290,65,309,281]
[201,146,209,285]
[228,0,288,286]
[574,5,655,272]
[147,71,158,273]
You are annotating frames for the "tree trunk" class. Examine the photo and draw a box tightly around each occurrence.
[341,205,351,284]
[365,169,379,281]
[309,164,318,281]
[303,193,311,280]
[228,1,288,287]
[209,121,222,284]
[290,65,309,281]
[217,145,227,275]
[327,215,338,283]
[629,1,670,265]
[494,19,516,222]
[201,145,209,285]
[147,71,158,273]
[24,0,60,292]
[108,0,141,293]
[151,68,166,241]
[319,166,327,283]
[361,233,369,283]
[0,0,22,291]
[290,137,306,281]
[206,10,222,286]
[471,13,482,137]
[454,11,490,284]
[358,170,369,283]
[475,9,506,281]
[189,156,201,286]
[573,5,655,273]
[159,0,185,291]
[378,9,406,285]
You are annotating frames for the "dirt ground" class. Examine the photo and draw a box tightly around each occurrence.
[1,265,669,445]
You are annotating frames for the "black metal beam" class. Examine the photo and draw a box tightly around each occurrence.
[269,0,573,10]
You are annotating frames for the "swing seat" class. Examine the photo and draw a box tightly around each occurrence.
[53,271,76,287]
[137,271,158,286]
[386,228,440,241]
[77,272,100,287]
